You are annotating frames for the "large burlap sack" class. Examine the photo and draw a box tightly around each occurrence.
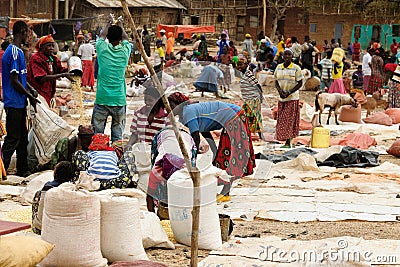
[338,105,362,123]
[140,211,175,249]
[19,170,54,204]
[385,108,400,124]
[30,103,74,164]
[362,112,393,126]
[40,183,107,267]
[100,196,148,262]
[387,139,400,157]
[0,236,54,267]
[167,166,223,250]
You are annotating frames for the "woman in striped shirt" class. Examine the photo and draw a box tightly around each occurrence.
[125,85,169,149]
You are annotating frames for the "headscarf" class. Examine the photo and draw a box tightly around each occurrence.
[36,34,55,50]
[168,32,173,38]
[88,133,115,151]
[284,47,294,55]
[168,92,189,104]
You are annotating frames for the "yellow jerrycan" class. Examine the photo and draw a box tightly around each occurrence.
[311,126,330,148]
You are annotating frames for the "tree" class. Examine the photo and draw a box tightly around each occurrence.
[266,0,303,41]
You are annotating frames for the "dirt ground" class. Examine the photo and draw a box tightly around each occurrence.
[147,219,400,266]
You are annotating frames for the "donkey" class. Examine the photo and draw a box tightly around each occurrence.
[315,92,358,125]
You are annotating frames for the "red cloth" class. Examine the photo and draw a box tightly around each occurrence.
[352,42,361,62]
[27,52,67,105]
[275,100,300,141]
[35,34,55,50]
[88,133,115,151]
[81,60,94,87]
[385,63,398,73]
[338,133,377,149]
[168,92,189,104]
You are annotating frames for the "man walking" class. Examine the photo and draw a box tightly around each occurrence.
[2,21,39,177]
[91,15,131,142]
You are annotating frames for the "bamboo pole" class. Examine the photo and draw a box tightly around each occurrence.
[119,1,201,266]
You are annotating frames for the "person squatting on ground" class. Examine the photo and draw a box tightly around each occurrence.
[91,15,131,142]
[2,21,40,177]
[167,92,256,202]
[32,161,75,234]
[146,128,197,213]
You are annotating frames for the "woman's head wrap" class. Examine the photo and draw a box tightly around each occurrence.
[36,34,55,50]
[284,47,294,55]
[168,92,189,104]
[88,133,115,151]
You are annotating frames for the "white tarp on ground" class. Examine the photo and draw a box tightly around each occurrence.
[200,236,400,266]
[220,186,400,222]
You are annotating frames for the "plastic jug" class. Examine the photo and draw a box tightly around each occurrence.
[311,126,330,148]
[331,48,345,64]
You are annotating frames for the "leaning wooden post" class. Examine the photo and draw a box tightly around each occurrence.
[120,1,201,266]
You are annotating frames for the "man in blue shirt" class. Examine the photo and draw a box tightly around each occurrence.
[2,21,39,177]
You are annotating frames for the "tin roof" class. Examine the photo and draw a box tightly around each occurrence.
[86,0,186,9]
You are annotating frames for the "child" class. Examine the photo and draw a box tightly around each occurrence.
[318,51,333,91]
[32,161,75,234]
[328,58,346,94]
[228,41,238,57]
[352,65,364,90]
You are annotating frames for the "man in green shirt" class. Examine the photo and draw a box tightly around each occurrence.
[92,15,131,141]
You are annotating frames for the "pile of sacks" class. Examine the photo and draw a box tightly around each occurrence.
[37,173,174,266]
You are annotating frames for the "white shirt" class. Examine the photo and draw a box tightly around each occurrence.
[362,53,372,76]
[77,43,95,60]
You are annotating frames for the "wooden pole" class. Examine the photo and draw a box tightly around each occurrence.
[263,0,267,34]
[190,169,200,267]
[119,1,201,266]
[55,0,59,19]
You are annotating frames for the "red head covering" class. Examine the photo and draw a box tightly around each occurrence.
[88,133,115,151]
[168,92,189,104]
[36,34,55,50]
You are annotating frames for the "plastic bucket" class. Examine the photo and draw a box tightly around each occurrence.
[68,56,83,76]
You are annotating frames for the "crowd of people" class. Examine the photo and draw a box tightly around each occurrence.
[2,16,400,222]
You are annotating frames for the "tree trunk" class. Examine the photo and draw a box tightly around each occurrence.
[270,12,278,42]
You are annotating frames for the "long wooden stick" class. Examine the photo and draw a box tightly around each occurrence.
[119,1,201,266]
